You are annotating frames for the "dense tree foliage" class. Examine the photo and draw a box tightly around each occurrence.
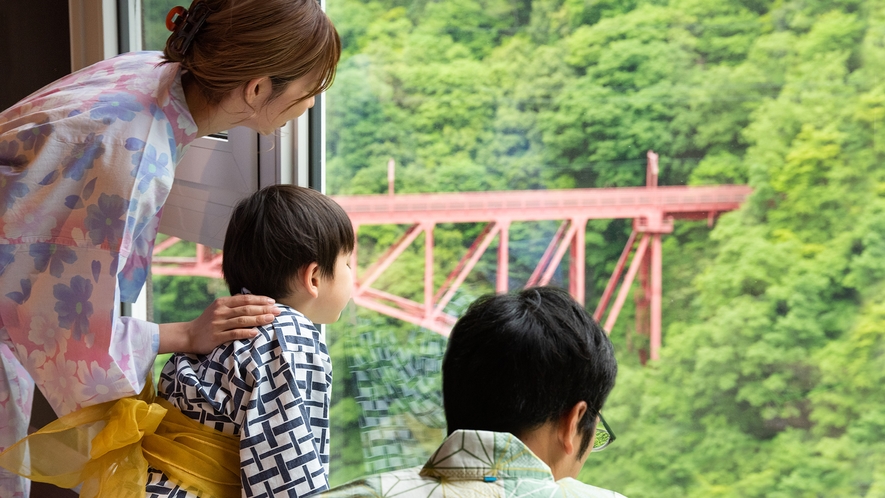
[145,0,885,495]
[143,0,180,51]
[317,0,885,495]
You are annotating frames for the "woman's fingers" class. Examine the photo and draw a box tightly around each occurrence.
[220,313,275,329]
[220,293,276,308]
[214,296,281,323]
[185,295,281,354]
[215,328,264,343]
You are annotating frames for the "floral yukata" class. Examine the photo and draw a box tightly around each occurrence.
[321,430,627,498]
[146,305,332,498]
[0,51,198,497]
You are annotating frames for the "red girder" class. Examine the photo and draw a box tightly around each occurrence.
[526,221,571,288]
[152,152,751,360]
[335,185,750,225]
[152,236,223,278]
[594,230,637,321]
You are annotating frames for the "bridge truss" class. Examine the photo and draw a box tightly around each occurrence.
[152,152,750,362]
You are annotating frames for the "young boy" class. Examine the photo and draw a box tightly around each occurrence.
[146,185,354,497]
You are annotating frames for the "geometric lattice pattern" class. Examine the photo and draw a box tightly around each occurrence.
[146,306,332,497]
[320,430,627,497]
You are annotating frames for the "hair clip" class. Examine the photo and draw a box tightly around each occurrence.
[166,2,212,56]
[165,6,187,31]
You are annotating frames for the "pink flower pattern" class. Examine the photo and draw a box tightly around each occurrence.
[76,360,123,404]
[27,315,70,358]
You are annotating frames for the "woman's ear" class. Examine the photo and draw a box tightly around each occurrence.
[242,76,272,109]
[558,401,588,456]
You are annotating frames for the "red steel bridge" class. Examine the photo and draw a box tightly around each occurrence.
[152,152,751,362]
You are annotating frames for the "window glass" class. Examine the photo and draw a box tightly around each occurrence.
[149,235,230,382]
[324,0,884,495]
[142,0,178,50]
[141,1,231,379]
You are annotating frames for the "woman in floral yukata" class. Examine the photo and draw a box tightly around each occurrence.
[0,0,340,495]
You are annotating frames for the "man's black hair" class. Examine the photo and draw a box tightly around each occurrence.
[222,184,354,299]
[442,286,617,455]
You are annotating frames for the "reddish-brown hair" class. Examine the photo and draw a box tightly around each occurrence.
[163,0,340,105]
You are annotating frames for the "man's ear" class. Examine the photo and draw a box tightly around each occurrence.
[558,401,588,456]
[297,262,321,298]
[242,76,272,109]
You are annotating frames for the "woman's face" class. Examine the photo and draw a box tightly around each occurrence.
[249,76,317,135]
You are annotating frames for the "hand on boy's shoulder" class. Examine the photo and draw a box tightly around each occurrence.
[173,294,280,355]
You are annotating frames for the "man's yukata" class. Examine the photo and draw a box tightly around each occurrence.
[146,305,332,498]
[320,430,627,498]
[0,51,198,497]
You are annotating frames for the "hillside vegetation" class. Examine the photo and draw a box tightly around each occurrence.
[321,0,885,495]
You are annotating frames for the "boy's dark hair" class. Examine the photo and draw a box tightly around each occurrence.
[222,185,354,299]
[442,286,617,456]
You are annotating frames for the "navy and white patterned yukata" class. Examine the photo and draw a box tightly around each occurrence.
[146,305,332,498]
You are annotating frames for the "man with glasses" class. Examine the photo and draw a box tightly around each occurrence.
[323,286,625,497]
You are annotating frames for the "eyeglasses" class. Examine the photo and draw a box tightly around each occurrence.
[591,414,616,452]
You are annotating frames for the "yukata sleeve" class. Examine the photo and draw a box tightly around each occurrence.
[239,340,330,498]
[113,207,162,395]
[110,315,159,394]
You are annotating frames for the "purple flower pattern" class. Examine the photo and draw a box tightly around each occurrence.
[61,133,105,181]
[53,276,94,342]
[6,278,32,305]
[91,260,101,282]
[119,256,148,296]
[0,139,27,169]
[125,138,171,193]
[29,243,78,278]
[89,93,143,124]
[84,193,126,248]
[0,245,15,276]
[166,123,178,163]
[0,165,28,217]
[17,118,54,153]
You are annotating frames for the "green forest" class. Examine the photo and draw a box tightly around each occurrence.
[151,0,885,496]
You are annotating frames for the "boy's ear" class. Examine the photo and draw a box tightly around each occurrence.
[558,401,588,456]
[297,262,321,298]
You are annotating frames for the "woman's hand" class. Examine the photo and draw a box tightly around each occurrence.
[158,294,281,354]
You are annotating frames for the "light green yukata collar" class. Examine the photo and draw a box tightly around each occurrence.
[419,430,555,482]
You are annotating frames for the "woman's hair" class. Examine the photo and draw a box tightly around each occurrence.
[162,0,340,106]
[222,185,354,299]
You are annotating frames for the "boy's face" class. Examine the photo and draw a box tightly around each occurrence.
[313,252,354,324]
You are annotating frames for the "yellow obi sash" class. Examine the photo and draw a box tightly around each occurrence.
[0,385,240,498]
